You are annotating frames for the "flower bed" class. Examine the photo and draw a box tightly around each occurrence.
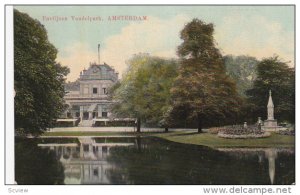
[217,125,271,139]
[218,131,271,139]
[276,130,295,136]
[208,127,227,134]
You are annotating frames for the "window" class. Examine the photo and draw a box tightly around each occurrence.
[102,112,108,117]
[93,169,99,176]
[93,87,98,94]
[103,88,107,94]
[83,145,89,152]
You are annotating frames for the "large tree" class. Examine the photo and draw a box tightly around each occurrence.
[246,56,295,123]
[170,19,241,132]
[14,9,69,135]
[110,54,178,132]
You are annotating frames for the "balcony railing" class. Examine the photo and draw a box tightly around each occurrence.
[65,93,109,99]
[79,74,117,82]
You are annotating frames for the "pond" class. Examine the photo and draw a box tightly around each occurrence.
[15,136,295,185]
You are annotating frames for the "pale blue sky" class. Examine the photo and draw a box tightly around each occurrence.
[15,5,295,81]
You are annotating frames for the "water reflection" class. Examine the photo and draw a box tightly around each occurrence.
[265,149,277,184]
[15,138,65,184]
[218,148,295,185]
[15,137,295,185]
[37,137,135,184]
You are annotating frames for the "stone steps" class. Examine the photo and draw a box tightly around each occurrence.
[79,120,94,127]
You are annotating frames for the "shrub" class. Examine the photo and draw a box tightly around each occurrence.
[277,130,295,136]
[93,120,135,127]
[55,118,80,127]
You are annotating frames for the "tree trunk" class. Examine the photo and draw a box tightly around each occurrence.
[164,126,168,133]
[137,118,141,133]
[197,112,202,133]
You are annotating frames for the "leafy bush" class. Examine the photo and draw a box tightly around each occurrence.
[277,130,295,136]
[55,118,80,127]
[94,120,135,127]
[208,127,227,134]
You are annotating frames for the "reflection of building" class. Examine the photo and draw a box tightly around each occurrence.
[38,138,134,184]
[64,63,119,125]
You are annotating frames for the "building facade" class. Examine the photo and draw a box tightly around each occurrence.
[64,62,118,122]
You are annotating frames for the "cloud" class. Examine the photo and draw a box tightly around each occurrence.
[57,13,294,82]
[57,15,190,81]
[101,14,190,77]
[214,14,294,66]
[57,42,98,81]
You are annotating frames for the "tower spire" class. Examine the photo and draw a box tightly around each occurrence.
[267,90,274,108]
[98,44,100,64]
[267,90,274,120]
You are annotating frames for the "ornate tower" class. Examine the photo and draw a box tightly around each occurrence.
[263,90,278,131]
[267,90,274,120]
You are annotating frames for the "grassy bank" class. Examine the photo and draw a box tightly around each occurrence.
[155,131,295,148]
[42,130,295,148]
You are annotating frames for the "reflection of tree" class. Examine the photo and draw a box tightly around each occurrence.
[275,150,295,185]
[106,137,294,184]
[15,138,65,184]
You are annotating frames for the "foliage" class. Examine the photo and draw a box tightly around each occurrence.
[110,54,178,127]
[224,55,259,96]
[246,56,295,123]
[55,118,81,127]
[276,130,295,136]
[170,19,241,131]
[64,79,80,91]
[208,126,227,134]
[14,9,69,135]
[15,138,65,184]
[94,120,135,127]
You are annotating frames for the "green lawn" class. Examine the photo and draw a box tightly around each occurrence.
[42,130,295,148]
[154,131,295,148]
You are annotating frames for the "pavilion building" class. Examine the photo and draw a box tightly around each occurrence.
[63,62,118,124]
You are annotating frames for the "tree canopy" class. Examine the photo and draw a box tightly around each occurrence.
[14,9,69,135]
[224,55,259,96]
[110,54,178,131]
[246,56,295,123]
[170,19,241,132]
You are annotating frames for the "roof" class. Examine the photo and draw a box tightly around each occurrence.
[79,62,118,82]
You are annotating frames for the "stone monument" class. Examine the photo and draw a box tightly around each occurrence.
[263,90,279,131]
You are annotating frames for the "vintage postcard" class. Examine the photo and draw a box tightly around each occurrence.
[9,5,295,186]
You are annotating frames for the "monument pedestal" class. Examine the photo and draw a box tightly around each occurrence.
[263,119,279,131]
[264,119,278,127]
